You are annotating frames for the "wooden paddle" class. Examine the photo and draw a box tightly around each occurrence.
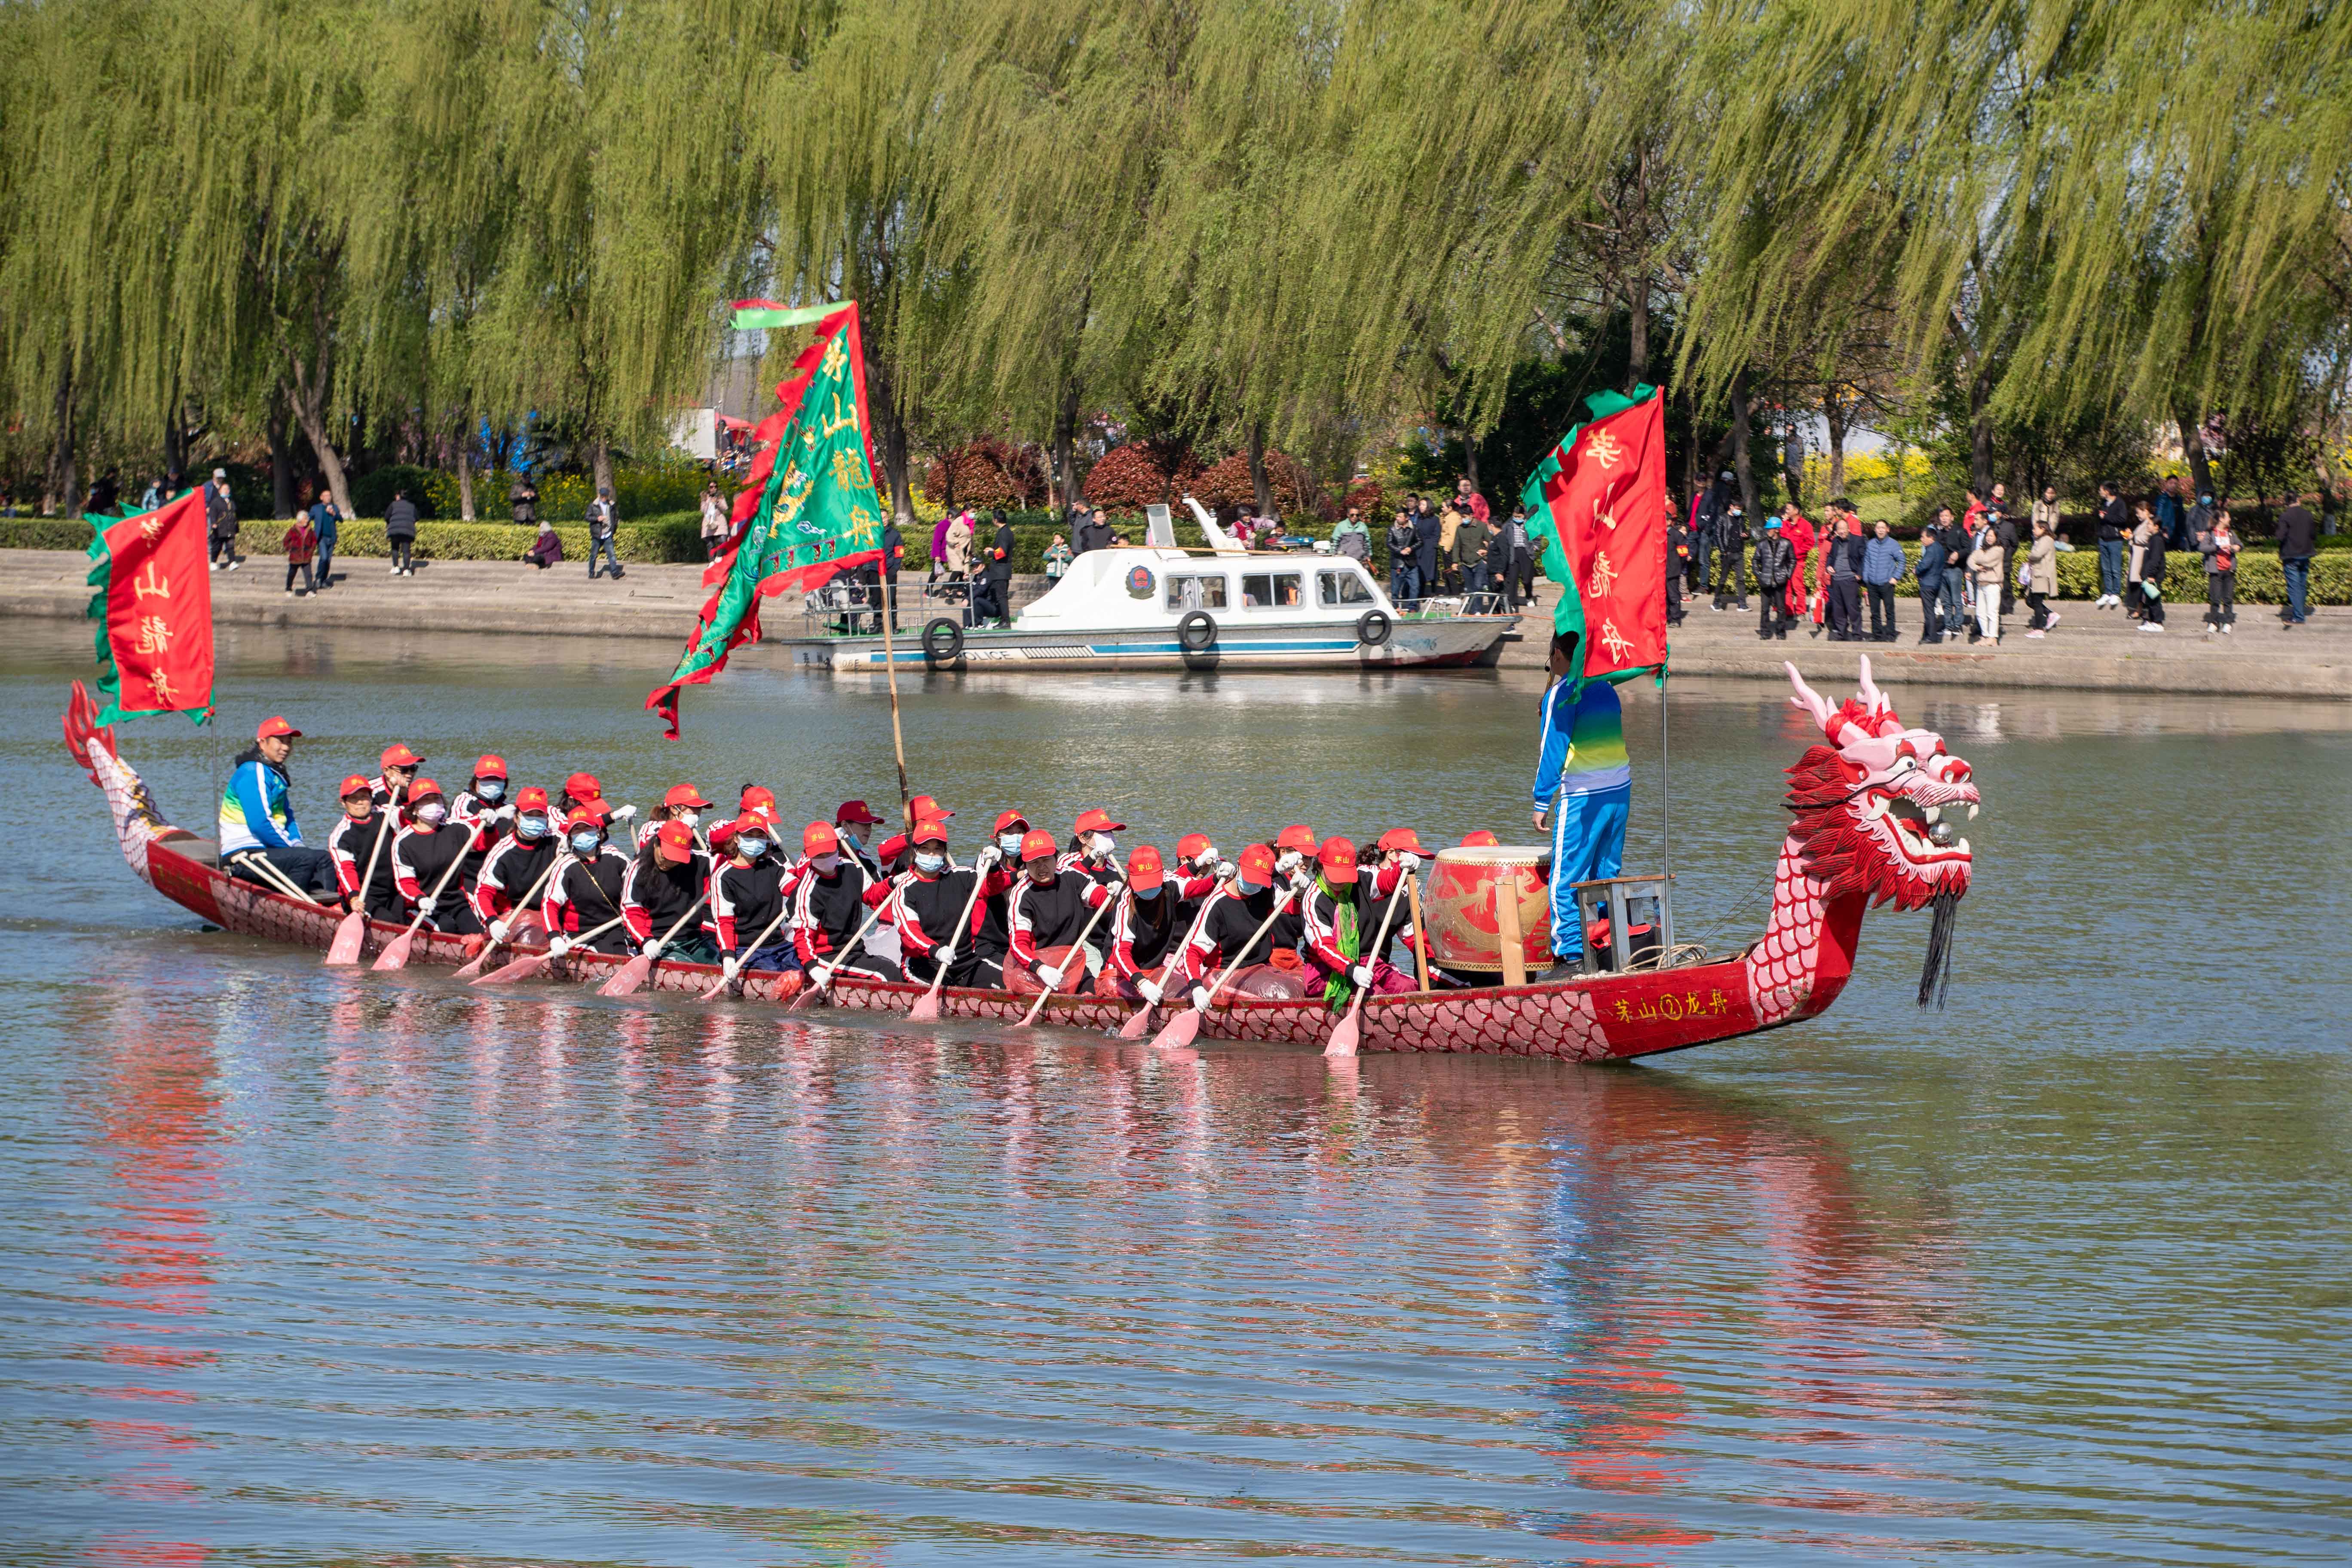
[1405,876,1432,990]
[698,883,797,1003]
[784,888,895,1011]
[325,815,389,965]
[1117,895,1215,1039]
[472,912,627,985]
[907,856,997,1022]
[1146,884,1298,1052]
[1014,876,1118,1029]
[597,892,708,997]
[1324,866,1412,1060]
[230,851,323,906]
[372,826,478,971]
[452,852,562,979]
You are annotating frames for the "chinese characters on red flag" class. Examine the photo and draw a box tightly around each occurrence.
[86,488,214,724]
[1536,392,1668,683]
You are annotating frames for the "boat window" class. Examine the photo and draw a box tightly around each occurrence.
[1318,570,1376,608]
[1241,572,1303,608]
[1165,573,1228,611]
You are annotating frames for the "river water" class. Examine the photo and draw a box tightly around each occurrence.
[3,621,2348,1565]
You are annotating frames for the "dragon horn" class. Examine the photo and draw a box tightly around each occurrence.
[1856,654,1890,716]
[1784,662,1838,736]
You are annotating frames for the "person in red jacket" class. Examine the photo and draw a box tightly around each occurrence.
[791,821,898,984]
[1298,837,1417,1005]
[890,818,1014,988]
[1174,843,1287,1005]
[543,808,634,956]
[1007,828,1115,993]
[281,514,318,596]
[472,786,560,942]
[1058,808,1124,882]
[1099,845,1191,1003]
[620,819,716,962]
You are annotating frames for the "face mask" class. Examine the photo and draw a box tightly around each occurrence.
[518,813,549,839]
[1236,876,1266,897]
[570,830,601,854]
[1135,883,1161,901]
[477,779,505,802]
[677,810,699,828]
[998,833,1024,854]
[840,830,862,848]
[914,850,946,874]
[813,854,841,874]
[735,836,770,860]
[1090,833,1116,856]
[415,802,448,826]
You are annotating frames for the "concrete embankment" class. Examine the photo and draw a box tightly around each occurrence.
[6,547,2347,698]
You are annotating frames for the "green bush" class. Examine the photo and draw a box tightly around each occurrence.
[1701,541,2352,605]
[423,463,710,523]
[350,465,441,521]
[0,516,100,550]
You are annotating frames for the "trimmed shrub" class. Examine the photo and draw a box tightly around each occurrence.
[0,516,100,550]
[921,438,1050,509]
[1083,440,1202,511]
[1192,449,1320,515]
[419,464,711,524]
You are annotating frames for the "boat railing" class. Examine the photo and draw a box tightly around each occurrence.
[797,578,980,638]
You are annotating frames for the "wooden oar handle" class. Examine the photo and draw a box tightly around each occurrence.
[1200,884,1298,1009]
[1343,867,1412,1020]
[918,862,996,996]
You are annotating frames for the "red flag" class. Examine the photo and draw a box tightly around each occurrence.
[85,489,215,725]
[1530,390,1668,684]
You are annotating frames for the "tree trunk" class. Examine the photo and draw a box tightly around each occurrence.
[1625,284,1649,394]
[1463,430,1482,496]
[1968,362,1996,496]
[2177,408,2214,500]
[1051,381,1080,514]
[46,367,77,517]
[456,416,477,521]
[268,388,296,518]
[164,395,187,492]
[1729,376,1755,518]
[1823,387,1848,501]
[285,347,355,520]
[591,437,615,503]
[1247,420,1272,517]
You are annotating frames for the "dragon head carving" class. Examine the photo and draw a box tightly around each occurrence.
[1782,658,1976,911]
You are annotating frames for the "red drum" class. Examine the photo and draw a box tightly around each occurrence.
[1425,845,1552,973]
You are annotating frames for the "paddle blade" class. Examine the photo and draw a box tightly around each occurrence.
[325,911,366,966]
[1148,1007,1201,1052]
[1117,1004,1155,1039]
[906,989,942,1022]
[597,955,653,997]
[1323,1014,1361,1059]
[471,952,546,986]
[371,931,416,971]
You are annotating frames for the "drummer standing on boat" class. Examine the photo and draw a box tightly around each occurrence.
[218,716,341,900]
[1532,637,1632,968]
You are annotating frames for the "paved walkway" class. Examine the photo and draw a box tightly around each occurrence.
[6,547,2346,697]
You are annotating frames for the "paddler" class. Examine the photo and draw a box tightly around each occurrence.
[542,807,634,956]
[367,744,424,814]
[889,818,1014,988]
[834,800,886,876]
[1060,808,1124,883]
[1363,828,1427,970]
[1101,844,1186,1003]
[1007,827,1116,992]
[791,821,900,983]
[635,782,711,851]
[621,819,718,963]
[1298,837,1415,1006]
[450,754,514,881]
[389,778,486,935]
[555,771,603,822]
[1170,832,1225,933]
[1173,843,1283,1008]
[217,715,342,900]
[471,786,560,941]
[990,809,1031,864]
[1267,822,1319,963]
[326,772,401,920]
[711,811,801,981]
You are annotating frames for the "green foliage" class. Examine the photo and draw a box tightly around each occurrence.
[418,466,713,524]
[350,466,441,521]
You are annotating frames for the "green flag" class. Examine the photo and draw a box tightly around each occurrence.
[648,302,890,736]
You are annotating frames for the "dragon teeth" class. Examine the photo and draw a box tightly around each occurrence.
[1923,804,1942,824]
[1967,803,1979,820]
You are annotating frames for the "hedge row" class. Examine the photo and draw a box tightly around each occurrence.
[1694,542,2352,606]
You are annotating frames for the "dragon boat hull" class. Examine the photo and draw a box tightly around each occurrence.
[64,654,1977,1064]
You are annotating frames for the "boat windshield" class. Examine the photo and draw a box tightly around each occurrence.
[1317,569,1376,608]
[1165,573,1228,611]
[1240,571,1303,608]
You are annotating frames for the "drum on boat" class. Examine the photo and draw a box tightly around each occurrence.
[1425,845,1553,978]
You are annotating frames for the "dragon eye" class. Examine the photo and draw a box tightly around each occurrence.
[1895,739,1920,761]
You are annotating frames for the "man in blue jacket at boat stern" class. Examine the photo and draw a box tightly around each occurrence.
[1532,634,1631,967]
[219,715,340,900]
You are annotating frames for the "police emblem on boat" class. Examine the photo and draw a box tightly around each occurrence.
[1126,564,1155,599]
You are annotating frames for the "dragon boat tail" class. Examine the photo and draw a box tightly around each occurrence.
[61,658,1975,1061]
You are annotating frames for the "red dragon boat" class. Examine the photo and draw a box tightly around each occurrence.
[61,659,1976,1062]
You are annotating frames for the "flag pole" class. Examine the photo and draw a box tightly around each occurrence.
[878,543,910,821]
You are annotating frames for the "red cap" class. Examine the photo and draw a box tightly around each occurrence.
[873,833,908,863]
[1377,827,1425,854]
[911,817,949,845]
[473,753,508,779]
[565,805,603,830]
[835,799,883,826]
[655,819,697,856]
[664,782,713,810]
[381,744,423,769]
[337,773,371,798]
[564,771,601,800]
[1317,836,1359,875]
[1461,830,1501,848]
[993,808,1029,834]
[1176,832,1213,860]
[1073,808,1126,836]
[1019,828,1059,862]
[803,821,840,856]
[739,784,776,812]
[1127,844,1166,890]
[515,786,549,811]
[406,776,444,803]
[1237,844,1277,881]
[256,715,303,741]
[908,794,953,820]
[1276,823,1317,853]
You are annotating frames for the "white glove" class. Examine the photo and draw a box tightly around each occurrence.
[1189,985,1212,1011]
[642,939,665,960]
[1398,853,1423,873]
[610,803,638,823]
[491,804,516,822]
[721,955,741,981]
[1036,964,1064,989]
[1350,962,1375,986]
[811,962,834,989]
[1136,978,1163,1007]
[1214,859,1236,882]
[976,845,1001,869]
[547,935,573,958]
[488,918,511,943]
[1276,849,1302,873]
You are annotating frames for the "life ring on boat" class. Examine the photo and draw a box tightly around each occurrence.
[922,616,965,667]
[1177,610,1219,653]
[1356,608,1393,647]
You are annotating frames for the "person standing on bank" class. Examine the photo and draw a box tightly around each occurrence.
[2135,505,2168,631]
[2095,482,2129,609]
[281,510,317,597]
[2277,494,2318,627]
[1967,519,2006,643]
[1914,519,1949,644]
[219,715,340,898]
[699,483,729,560]
[1824,507,1865,641]
[1713,497,1751,612]
[585,487,622,580]
[1934,506,1972,640]
[1753,513,1796,639]
[1387,508,1420,606]
[385,488,420,576]
[1862,519,1906,642]
[2030,485,2063,551]
[508,474,539,528]
[2200,507,2241,636]
[1413,497,1443,604]
[308,487,341,590]
[205,469,240,570]
[2022,516,2061,637]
